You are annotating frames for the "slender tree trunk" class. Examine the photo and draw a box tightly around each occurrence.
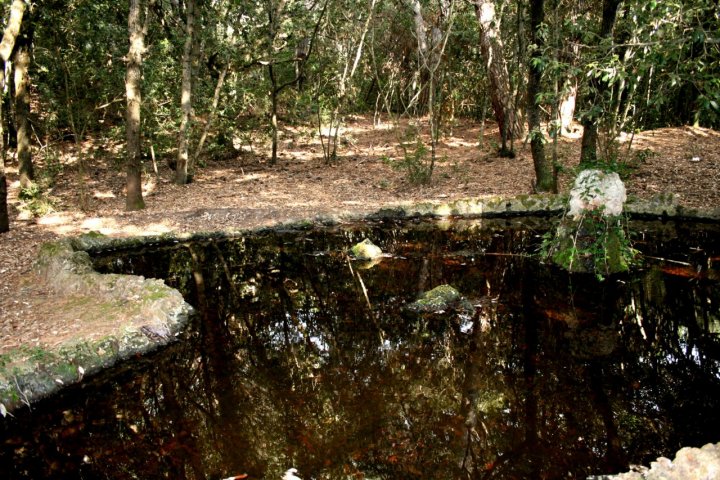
[192,63,228,168]
[0,160,7,233]
[175,0,195,185]
[0,0,25,62]
[528,0,556,192]
[0,0,26,233]
[579,0,621,165]
[13,32,33,188]
[473,0,524,147]
[559,81,577,134]
[269,64,279,165]
[266,0,283,166]
[125,0,146,210]
[0,74,7,232]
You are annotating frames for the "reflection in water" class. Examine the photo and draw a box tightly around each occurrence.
[1,218,719,479]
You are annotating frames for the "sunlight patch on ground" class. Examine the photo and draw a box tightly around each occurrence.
[93,190,116,199]
[37,212,174,237]
[234,172,273,183]
[443,137,479,148]
[142,178,157,196]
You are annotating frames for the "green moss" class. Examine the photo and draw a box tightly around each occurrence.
[409,284,473,313]
[142,285,170,301]
[543,212,638,278]
[37,241,72,258]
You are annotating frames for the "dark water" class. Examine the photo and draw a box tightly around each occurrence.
[2,217,720,480]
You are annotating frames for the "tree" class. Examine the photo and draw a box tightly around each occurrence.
[12,0,33,188]
[0,0,27,233]
[266,0,327,165]
[578,0,621,165]
[125,0,149,210]
[408,0,455,180]
[175,0,195,185]
[527,0,556,192]
[473,0,523,155]
[318,0,375,163]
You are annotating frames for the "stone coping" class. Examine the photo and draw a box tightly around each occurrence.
[1,193,718,414]
[0,240,194,413]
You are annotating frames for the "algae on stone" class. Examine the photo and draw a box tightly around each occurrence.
[408,285,474,313]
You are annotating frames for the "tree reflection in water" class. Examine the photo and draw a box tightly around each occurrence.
[2,217,719,480]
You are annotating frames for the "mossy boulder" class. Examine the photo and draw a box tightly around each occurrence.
[544,171,636,278]
[350,238,383,260]
[545,213,636,277]
[407,285,474,314]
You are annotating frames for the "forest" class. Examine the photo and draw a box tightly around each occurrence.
[0,0,718,233]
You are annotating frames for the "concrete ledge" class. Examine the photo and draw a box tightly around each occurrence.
[2,193,717,413]
[0,238,194,413]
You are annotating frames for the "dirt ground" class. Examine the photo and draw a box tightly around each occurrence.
[1,115,719,354]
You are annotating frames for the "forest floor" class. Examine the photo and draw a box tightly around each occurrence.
[1,115,719,354]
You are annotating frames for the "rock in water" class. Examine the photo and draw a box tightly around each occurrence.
[408,284,473,313]
[350,238,383,260]
[545,169,635,277]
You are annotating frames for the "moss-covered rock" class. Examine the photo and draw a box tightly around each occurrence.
[350,238,383,260]
[545,212,636,277]
[407,285,474,314]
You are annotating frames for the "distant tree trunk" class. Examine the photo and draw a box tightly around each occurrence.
[528,0,556,192]
[267,0,282,166]
[192,63,228,168]
[13,27,33,188]
[473,0,523,152]
[125,0,146,210]
[559,80,577,134]
[579,0,621,165]
[268,63,279,165]
[175,0,194,185]
[0,88,7,232]
[0,0,26,233]
[0,157,7,233]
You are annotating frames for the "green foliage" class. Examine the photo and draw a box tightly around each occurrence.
[18,183,56,217]
[541,210,639,280]
[7,0,717,196]
[383,128,433,185]
[577,142,654,180]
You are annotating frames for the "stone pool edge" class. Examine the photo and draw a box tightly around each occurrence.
[0,239,194,413]
[2,193,719,414]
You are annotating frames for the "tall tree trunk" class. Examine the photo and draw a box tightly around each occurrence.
[473,0,523,150]
[0,79,7,232]
[559,80,577,134]
[13,29,33,188]
[528,0,556,192]
[0,0,25,61]
[268,63,279,165]
[579,0,621,165]
[0,0,26,233]
[125,0,146,210]
[192,63,228,168]
[175,0,195,185]
[0,158,7,233]
[266,0,284,166]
